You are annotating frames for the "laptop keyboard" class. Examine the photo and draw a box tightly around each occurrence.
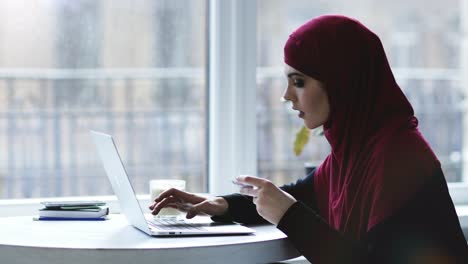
[147,218,206,231]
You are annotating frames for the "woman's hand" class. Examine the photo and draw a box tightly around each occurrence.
[148,188,229,219]
[236,175,297,225]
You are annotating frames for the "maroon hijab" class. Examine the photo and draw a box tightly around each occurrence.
[284,15,440,240]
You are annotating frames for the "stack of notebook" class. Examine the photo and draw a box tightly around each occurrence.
[37,201,109,221]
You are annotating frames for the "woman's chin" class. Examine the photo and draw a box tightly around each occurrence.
[304,120,323,130]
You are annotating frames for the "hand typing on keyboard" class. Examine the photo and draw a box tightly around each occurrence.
[149,188,229,219]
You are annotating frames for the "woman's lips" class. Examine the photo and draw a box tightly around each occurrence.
[299,111,305,118]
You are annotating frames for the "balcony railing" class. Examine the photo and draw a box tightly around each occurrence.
[0,68,207,198]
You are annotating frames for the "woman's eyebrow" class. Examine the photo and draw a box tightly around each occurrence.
[287,73,304,78]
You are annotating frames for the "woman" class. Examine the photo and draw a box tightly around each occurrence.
[149,15,468,263]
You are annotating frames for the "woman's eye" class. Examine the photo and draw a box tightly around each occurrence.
[293,79,304,88]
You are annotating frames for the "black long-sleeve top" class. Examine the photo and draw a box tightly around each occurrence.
[212,168,468,263]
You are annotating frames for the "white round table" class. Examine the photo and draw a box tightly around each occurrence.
[0,214,301,264]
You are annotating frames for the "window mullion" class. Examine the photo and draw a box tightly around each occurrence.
[208,0,257,195]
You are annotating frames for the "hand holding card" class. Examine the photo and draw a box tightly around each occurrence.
[232,175,297,225]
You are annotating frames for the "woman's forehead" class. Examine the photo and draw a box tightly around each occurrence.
[284,64,304,76]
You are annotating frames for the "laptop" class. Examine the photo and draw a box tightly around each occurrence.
[91,130,255,236]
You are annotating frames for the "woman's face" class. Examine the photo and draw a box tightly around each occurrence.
[282,65,330,129]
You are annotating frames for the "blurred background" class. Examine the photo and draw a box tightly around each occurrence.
[0,0,465,198]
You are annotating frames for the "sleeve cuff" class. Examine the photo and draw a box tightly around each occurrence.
[277,201,322,233]
[277,201,303,229]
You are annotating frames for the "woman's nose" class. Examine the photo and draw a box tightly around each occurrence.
[282,86,295,102]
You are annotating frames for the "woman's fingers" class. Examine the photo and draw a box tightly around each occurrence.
[239,186,259,197]
[149,189,204,210]
[153,188,189,203]
[151,196,181,215]
[236,175,272,197]
[151,197,228,218]
[174,202,195,212]
[236,175,267,188]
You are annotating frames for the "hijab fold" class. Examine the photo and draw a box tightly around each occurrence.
[284,15,440,240]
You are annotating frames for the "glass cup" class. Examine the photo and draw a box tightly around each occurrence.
[149,179,186,218]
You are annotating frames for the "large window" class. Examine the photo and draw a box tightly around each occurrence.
[0,0,207,198]
[1,0,467,204]
[257,0,467,188]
